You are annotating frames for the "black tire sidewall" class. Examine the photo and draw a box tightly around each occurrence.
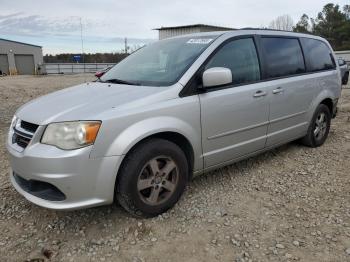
[117,139,188,217]
[309,104,331,147]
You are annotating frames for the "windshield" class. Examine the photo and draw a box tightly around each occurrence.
[100,35,216,86]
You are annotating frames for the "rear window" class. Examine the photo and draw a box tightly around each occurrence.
[300,38,336,72]
[261,37,305,78]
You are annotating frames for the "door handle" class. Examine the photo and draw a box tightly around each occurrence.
[272,87,284,94]
[253,90,267,98]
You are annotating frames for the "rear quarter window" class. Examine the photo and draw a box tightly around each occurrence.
[261,37,305,79]
[300,38,336,72]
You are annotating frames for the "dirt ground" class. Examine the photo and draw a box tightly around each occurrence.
[0,74,350,262]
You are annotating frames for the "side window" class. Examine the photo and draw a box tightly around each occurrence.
[261,37,305,78]
[300,38,336,71]
[205,38,260,85]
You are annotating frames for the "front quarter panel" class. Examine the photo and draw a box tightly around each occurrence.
[90,95,203,171]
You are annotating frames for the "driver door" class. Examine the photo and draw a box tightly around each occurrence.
[199,37,270,168]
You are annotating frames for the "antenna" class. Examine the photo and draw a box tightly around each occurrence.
[79,17,86,83]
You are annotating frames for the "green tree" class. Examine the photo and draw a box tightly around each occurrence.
[344,5,350,19]
[313,4,349,50]
[293,3,350,50]
[293,14,313,33]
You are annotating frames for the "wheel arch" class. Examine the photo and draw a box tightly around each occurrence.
[308,90,336,122]
[102,116,202,179]
[113,131,196,204]
[319,97,333,116]
[117,131,195,181]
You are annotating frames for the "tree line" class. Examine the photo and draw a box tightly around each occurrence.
[44,53,128,64]
[269,3,350,50]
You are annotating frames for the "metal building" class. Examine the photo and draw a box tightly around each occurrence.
[0,38,44,75]
[155,24,235,40]
[335,50,350,63]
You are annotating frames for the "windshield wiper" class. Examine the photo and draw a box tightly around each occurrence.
[102,78,140,86]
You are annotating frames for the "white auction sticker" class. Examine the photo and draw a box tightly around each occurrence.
[187,38,213,44]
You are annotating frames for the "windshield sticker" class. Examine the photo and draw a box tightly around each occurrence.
[187,38,213,44]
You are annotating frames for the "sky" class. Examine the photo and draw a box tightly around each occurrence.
[0,0,348,54]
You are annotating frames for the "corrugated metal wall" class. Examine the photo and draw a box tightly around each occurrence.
[157,25,233,40]
[0,39,44,75]
[0,54,9,75]
[159,27,201,40]
[14,55,35,75]
[335,51,350,63]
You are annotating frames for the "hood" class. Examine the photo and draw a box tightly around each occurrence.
[16,82,175,125]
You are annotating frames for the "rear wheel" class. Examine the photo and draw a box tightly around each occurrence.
[343,72,349,85]
[301,104,331,147]
[116,138,188,217]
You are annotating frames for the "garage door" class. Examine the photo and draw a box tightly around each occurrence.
[0,54,9,75]
[14,54,35,75]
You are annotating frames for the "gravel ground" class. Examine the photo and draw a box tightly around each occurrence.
[1,74,350,262]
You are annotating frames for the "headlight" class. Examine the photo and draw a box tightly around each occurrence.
[9,115,17,135]
[41,121,101,150]
[10,115,17,129]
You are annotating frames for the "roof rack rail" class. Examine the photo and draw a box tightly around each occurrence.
[239,27,293,32]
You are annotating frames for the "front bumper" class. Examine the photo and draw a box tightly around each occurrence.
[7,139,123,210]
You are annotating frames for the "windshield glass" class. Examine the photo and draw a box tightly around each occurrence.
[100,35,216,86]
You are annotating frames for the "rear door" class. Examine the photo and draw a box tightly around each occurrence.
[199,37,270,168]
[260,37,315,147]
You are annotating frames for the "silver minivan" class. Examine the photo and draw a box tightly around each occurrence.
[7,30,341,217]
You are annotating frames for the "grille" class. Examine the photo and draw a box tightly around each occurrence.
[20,120,39,133]
[12,133,31,148]
[12,120,38,149]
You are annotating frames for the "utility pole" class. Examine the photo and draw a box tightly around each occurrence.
[124,37,128,54]
[79,17,86,82]
[80,18,85,63]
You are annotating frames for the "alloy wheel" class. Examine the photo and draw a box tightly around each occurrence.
[314,112,327,140]
[137,156,179,206]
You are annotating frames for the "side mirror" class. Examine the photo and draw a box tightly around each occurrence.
[95,71,105,78]
[202,67,232,88]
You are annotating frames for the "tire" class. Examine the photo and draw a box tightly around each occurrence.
[116,138,188,218]
[300,104,331,147]
[343,72,349,85]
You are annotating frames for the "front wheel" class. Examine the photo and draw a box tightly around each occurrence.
[301,104,331,147]
[116,138,188,217]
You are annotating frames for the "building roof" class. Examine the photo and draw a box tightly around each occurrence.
[154,24,235,31]
[0,38,42,48]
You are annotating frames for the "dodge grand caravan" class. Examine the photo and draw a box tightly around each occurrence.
[7,30,341,217]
